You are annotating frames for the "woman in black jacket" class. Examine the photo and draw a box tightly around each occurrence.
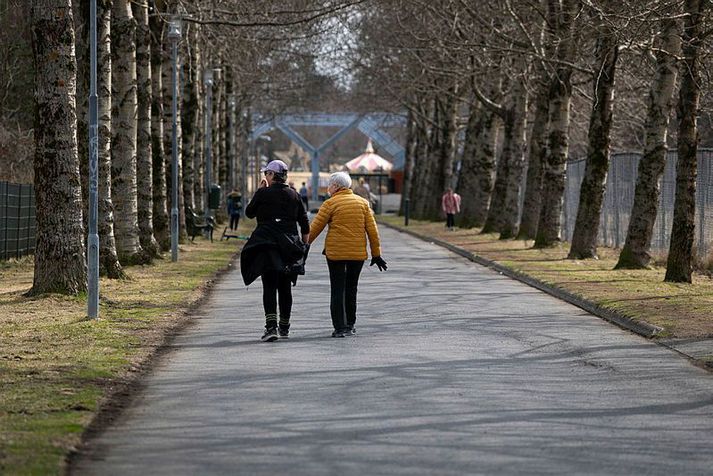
[241,159,310,342]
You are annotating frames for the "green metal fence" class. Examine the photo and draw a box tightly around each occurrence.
[0,181,36,260]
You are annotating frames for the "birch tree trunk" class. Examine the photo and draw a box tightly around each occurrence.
[218,69,228,196]
[405,98,428,209]
[568,16,620,259]
[132,0,160,259]
[459,109,498,228]
[149,6,169,250]
[111,0,147,264]
[665,0,706,283]
[517,16,554,241]
[417,99,442,220]
[181,26,199,211]
[435,87,459,217]
[616,18,681,269]
[455,100,482,207]
[534,0,578,248]
[481,140,509,233]
[97,0,124,278]
[410,115,430,216]
[29,0,87,295]
[479,74,529,238]
[421,88,458,221]
[454,100,484,204]
[211,69,221,198]
[499,81,528,240]
[517,80,550,240]
[399,105,416,216]
[193,67,205,212]
[411,98,436,219]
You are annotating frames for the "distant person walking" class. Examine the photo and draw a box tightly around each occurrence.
[299,182,309,211]
[442,187,461,231]
[353,177,374,209]
[309,172,387,338]
[227,189,242,230]
[241,160,310,342]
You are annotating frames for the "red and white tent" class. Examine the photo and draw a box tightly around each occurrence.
[345,140,393,172]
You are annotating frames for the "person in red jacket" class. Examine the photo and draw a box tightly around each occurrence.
[441,187,461,231]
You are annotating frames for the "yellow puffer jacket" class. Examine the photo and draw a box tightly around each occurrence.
[308,188,381,261]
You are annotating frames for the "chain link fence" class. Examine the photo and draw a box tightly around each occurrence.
[0,181,36,260]
[562,149,713,257]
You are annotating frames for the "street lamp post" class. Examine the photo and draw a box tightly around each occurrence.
[255,135,271,193]
[241,109,249,217]
[203,68,214,221]
[168,17,182,262]
[87,0,99,318]
[378,166,383,215]
[228,95,236,193]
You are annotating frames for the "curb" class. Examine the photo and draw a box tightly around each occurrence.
[379,221,664,338]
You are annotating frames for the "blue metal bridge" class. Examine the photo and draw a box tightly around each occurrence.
[249,113,406,201]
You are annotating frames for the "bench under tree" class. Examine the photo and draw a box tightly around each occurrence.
[185,206,215,242]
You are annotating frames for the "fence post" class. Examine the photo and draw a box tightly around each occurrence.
[15,184,21,259]
[612,157,620,248]
[698,152,707,258]
[2,182,7,260]
[659,155,669,250]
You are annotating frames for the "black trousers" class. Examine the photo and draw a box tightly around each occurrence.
[261,270,292,329]
[446,213,455,228]
[327,259,364,331]
[230,214,240,230]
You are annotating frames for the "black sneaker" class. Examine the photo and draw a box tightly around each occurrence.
[346,327,356,336]
[261,327,278,342]
[278,326,290,339]
[331,329,346,338]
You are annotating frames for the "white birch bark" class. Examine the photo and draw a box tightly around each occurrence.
[132,0,159,259]
[30,0,87,294]
[111,0,146,264]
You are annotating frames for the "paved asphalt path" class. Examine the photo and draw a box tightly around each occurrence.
[74,227,713,475]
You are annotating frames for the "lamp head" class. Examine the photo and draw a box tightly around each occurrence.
[167,18,182,41]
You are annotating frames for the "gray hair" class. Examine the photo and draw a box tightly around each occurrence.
[329,172,352,190]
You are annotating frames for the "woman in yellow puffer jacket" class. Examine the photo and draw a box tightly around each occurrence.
[308,172,388,337]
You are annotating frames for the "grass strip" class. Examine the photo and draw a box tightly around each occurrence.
[380,216,713,341]
[0,223,250,475]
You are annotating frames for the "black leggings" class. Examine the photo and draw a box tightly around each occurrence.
[230,214,240,230]
[446,213,455,228]
[261,270,292,328]
[327,259,364,331]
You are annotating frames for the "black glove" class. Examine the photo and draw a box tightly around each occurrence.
[370,256,388,271]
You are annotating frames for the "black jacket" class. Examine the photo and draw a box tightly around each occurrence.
[245,183,309,235]
[241,183,310,286]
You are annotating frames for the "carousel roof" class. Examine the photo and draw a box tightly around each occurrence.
[344,140,393,172]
